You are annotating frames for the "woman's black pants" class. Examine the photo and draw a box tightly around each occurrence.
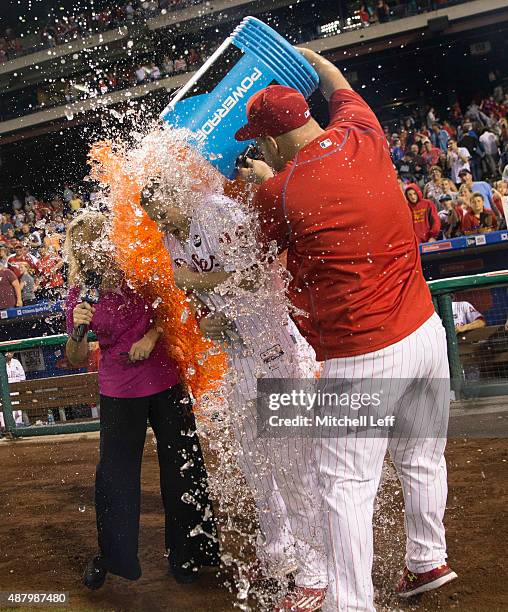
[95,384,219,579]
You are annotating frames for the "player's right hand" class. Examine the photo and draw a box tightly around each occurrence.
[73,301,95,327]
[237,158,274,184]
[199,313,229,342]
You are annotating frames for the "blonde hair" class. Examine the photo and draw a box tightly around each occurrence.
[64,211,111,285]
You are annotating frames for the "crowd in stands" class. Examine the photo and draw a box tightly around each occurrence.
[1,0,472,65]
[0,186,96,310]
[388,87,508,243]
[355,0,461,27]
[0,43,210,121]
[0,0,204,64]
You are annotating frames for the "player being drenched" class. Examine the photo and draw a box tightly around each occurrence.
[234,48,457,611]
[140,162,329,607]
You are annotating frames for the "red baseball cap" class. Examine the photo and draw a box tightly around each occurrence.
[235,85,311,142]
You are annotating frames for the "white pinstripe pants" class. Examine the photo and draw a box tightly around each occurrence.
[319,313,450,611]
[229,395,295,568]
[230,393,328,589]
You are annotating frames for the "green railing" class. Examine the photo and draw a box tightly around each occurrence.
[1,271,508,437]
[0,333,100,438]
[429,271,508,399]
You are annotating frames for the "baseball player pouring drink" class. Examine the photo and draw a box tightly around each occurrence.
[235,48,457,611]
[140,175,329,607]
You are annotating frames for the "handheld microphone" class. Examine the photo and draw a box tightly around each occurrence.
[72,271,102,342]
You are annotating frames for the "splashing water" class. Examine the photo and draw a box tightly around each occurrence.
[88,122,319,610]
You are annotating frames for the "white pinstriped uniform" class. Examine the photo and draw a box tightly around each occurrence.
[319,312,450,612]
[163,196,328,587]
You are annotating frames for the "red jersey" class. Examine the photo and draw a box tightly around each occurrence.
[253,89,434,360]
[461,209,498,234]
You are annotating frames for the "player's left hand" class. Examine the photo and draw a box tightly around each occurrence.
[199,313,229,342]
[128,334,157,362]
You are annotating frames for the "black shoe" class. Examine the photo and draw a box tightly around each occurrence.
[169,560,200,584]
[83,555,107,590]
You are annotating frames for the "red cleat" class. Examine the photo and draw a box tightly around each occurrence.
[274,586,327,611]
[396,564,458,598]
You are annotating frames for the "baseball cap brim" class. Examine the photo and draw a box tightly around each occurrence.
[235,123,262,142]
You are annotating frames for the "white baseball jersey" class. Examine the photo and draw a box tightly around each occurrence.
[164,194,302,401]
[6,358,26,383]
[452,301,483,327]
[163,194,328,587]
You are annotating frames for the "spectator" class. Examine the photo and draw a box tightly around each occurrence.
[437,150,449,177]
[24,191,36,207]
[149,62,161,80]
[461,192,498,234]
[0,246,9,267]
[459,121,484,180]
[404,183,441,243]
[479,127,500,179]
[442,120,456,139]
[19,262,37,305]
[407,143,424,165]
[465,101,490,126]
[63,183,73,203]
[359,4,371,25]
[390,137,405,163]
[12,194,23,211]
[456,184,473,223]
[421,140,441,168]
[37,246,65,299]
[442,178,459,201]
[5,352,26,382]
[3,228,19,248]
[13,211,25,229]
[395,153,414,183]
[438,194,461,239]
[431,123,449,152]
[69,193,82,212]
[7,244,37,278]
[0,261,22,308]
[423,165,445,205]
[187,48,200,67]
[375,0,390,23]
[163,55,174,75]
[125,1,136,20]
[1,214,14,235]
[174,56,187,73]
[44,224,63,251]
[458,169,499,215]
[135,65,147,83]
[426,107,437,129]
[452,301,486,334]
[28,226,43,248]
[16,223,32,243]
[447,139,471,185]
[494,180,508,222]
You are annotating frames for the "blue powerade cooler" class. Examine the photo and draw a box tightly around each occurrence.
[160,16,319,178]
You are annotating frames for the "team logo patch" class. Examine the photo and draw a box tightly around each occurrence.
[319,138,332,149]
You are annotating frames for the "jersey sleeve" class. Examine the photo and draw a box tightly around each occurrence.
[327,89,384,137]
[253,181,290,254]
[464,302,484,324]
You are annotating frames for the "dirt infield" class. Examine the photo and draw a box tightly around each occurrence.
[0,433,506,612]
